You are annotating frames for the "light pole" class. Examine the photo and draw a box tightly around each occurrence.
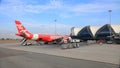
[108,10,112,25]
[108,10,112,41]
[54,19,57,35]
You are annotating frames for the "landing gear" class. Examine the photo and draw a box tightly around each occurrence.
[36,41,44,45]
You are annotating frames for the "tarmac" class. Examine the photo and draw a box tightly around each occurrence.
[0,47,118,68]
[0,43,120,65]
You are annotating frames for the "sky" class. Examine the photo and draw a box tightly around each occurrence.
[0,0,120,38]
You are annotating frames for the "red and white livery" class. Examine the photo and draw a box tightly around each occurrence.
[15,20,68,45]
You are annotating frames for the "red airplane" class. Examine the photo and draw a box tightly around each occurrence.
[15,20,68,45]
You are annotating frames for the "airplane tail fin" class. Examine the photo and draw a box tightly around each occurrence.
[15,20,26,34]
[15,20,32,38]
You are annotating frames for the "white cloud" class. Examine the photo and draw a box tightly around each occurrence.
[0,0,65,15]
[2,0,23,4]
[70,3,119,13]
[94,0,120,3]
[49,0,63,8]
[23,22,71,34]
[0,0,119,16]
[59,13,71,18]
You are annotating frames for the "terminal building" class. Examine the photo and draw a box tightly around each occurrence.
[71,24,120,43]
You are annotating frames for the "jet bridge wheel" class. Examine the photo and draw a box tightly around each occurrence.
[61,42,80,49]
